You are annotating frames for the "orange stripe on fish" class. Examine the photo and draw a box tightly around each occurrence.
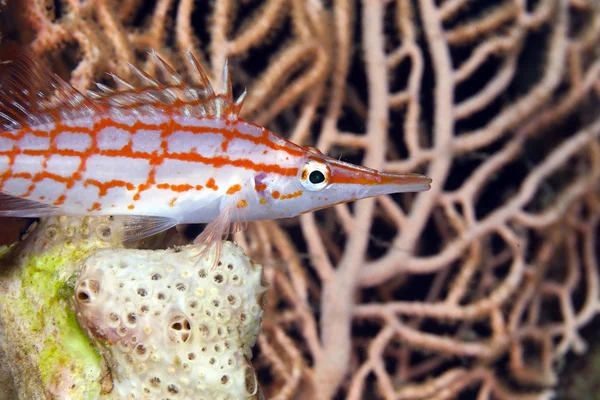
[0,44,431,269]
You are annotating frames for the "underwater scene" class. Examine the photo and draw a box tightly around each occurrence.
[0,0,598,399]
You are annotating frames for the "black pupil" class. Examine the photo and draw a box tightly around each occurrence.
[309,170,326,184]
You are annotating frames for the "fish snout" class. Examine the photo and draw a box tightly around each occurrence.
[328,161,432,196]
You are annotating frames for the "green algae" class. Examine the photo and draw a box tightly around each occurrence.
[17,247,103,396]
[0,245,11,260]
[57,275,78,301]
[0,216,135,398]
[39,312,102,400]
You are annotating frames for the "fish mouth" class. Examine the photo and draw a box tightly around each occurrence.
[328,160,432,193]
[371,171,432,190]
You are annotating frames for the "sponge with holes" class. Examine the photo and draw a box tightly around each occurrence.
[74,241,268,399]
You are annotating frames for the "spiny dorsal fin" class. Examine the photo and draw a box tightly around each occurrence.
[0,45,247,131]
[0,42,99,132]
[87,50,246,121]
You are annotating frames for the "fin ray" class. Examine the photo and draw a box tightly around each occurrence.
[0,44,246,131]
[87,50,245,120]
[192,194,248,269]
[0,193,61,217]
[120,215,178,242]
[149,49,183,86]
[0,42,99,131]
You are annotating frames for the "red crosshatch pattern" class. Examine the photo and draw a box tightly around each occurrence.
[0,47,431,229]
[0,114,304,214]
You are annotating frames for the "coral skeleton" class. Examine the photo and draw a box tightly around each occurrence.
[0,216,267,399]
[74,243,267,399]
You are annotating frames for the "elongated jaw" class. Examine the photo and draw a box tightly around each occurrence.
[295,157,432,216]
[327,160,432,198]
[365,171,432,195]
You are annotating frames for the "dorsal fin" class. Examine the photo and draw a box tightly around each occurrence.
[86,50,246,121]
[0,42,99,131]
[0,46,247,130]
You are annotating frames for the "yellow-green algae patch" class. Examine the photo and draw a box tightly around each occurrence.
[18,249,102,397]
[0,246,10,259]
[0,217,126,399]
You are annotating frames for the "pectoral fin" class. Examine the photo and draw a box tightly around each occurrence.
[120,215,178,242]
[0,193,177,242]
[0,193,61,217]
[193,193,249,269]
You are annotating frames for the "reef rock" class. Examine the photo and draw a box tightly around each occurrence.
[74,242,268,399]
[0,216,125,399]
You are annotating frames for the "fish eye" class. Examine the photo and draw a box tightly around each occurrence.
[309,170,325,184]
[300,160,330,191]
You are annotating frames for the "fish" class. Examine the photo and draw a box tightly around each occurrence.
[0,43,431,259]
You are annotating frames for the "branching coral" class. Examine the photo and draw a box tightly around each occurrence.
[1,0,599,399]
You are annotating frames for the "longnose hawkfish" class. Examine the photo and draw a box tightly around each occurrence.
[0,45,432,262]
